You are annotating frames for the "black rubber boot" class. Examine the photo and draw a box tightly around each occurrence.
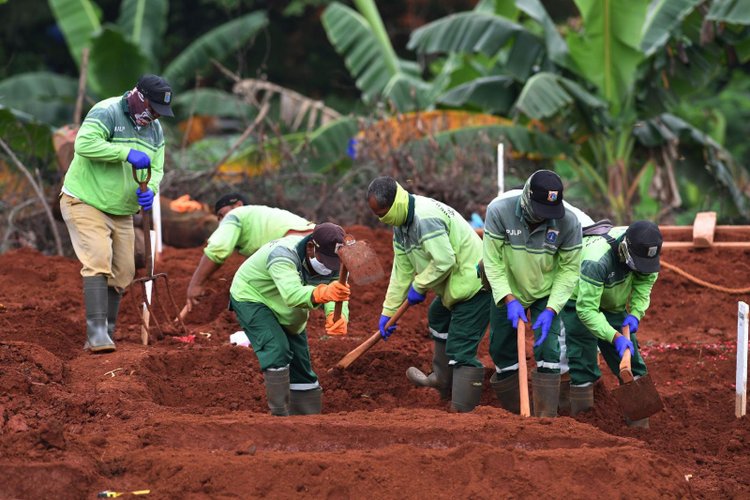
[450,366,484,413]
[406,340,452,400]
[83,276,115,353]
[490,371,521,415]
[107,287,122,339]
[289,387,323,415]
[531,370,560,418]
[559,372,571,414]
[263,368,290,416]
[570,384,594,416]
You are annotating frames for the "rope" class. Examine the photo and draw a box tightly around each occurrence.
[661,260,750,294]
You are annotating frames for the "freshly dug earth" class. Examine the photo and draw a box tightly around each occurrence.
[1,225,748,498]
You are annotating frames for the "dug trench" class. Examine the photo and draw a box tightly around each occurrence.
[0,225,748,498]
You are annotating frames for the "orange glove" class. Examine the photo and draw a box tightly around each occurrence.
[312,282,350,304]
[325,313,348,336]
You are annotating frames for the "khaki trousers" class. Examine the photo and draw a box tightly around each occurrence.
[60,193,135,291]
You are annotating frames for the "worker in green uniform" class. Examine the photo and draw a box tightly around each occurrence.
[60,74,173,353]
[559,220,662,428]
[229,223,350,416]
[367,176,490,412]
[483,170,582,417]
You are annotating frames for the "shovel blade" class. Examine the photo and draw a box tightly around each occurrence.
[611,374,664,421]
[338,240,384,285]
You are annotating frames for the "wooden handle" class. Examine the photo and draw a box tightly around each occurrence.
[332,263,348,322]
[517,318,531,417]
[333,301,410,370]
[618,325,633,382]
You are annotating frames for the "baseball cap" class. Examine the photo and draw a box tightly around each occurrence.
[311,223,344,270]
[214,193,248,214]
[625,221,663,273]
[136,74,174,117]
[528,170,565,219]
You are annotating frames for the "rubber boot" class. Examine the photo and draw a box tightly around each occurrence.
[263,368,290,416]
[107,287,122,339]
[531,370,560,418]
[289,387,323,415]
[83,276,116,353]
[625,417,650,429]
[569,385,594,416]
[450,366,484,413]
[559,372,571,414]
[490,371,521,414]
[406,341,452,400]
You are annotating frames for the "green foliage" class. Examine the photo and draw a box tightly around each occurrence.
[0,106,55,166]
[47,0,102,66]
[173,89,256,119]
[88,26,150,98]
[0,72,80,126]
[116,0,169,66]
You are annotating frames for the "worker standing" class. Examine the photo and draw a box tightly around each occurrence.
[482,170,582,417]
[60,74,173,353]
[367,176,490,413]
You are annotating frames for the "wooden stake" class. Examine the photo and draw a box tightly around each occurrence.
[692,211,717,248]
[736,301,748,418]
[518,319,531,417]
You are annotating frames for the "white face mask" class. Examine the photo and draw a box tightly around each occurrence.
[309,257,333,276]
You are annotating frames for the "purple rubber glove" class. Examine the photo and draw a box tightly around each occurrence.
[532,308,555,347]
[379,314,397,340]
[506,299,526,328]
[127,149,151,169]
[406,284,426,305]
[622,314,640,333]
[613,335,635,359]
[136,187,154,211]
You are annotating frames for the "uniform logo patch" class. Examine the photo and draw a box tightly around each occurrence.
[647,246,658,257]
[164,92,171,103]
[547,191,558,202]
[545,228,559,244]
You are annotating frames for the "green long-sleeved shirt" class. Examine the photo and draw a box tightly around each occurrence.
[382,194,483,316]
[573,227,658,342]
[483,193,582,312]
[63,95,164,215]
[229,235,348,334]
[204,205,315,264]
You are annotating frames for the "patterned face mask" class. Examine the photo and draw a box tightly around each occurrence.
[126,87,156,127]
[619,239,637,271]
[520,179,545,224]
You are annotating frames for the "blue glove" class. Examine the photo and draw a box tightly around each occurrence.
[613,335,635,359]
[622,314,640,333]
[532,308,555,347]
[406,284,426,305]
[379,314,397,340]
[127,149,151,170]
[506,299,526,328]
[136,187,154,211]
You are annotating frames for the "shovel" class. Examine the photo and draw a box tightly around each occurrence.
[517,316,531,417]
[130,165,187,344]
[331,235,385,322]
[611,325,664,420]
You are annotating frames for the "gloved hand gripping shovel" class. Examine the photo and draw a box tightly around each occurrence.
[331,234,385,323]
[611,325,664,420]
[129,165,187,344]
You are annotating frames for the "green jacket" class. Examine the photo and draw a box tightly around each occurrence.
[573,227,658,342]
[382,194,483,316]
[229,235,348,334]
[63,95,164,215]
[204,205,315,264]
[483,193,582,312]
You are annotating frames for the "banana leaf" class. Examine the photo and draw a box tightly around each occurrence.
[438,76,516,114]
[116,0,169,66]
[0,72,80,126]
[88,26,150,98]
[707,0,750,24]
[515,0,569,66]
[295,116,358,171]
[48,0,102,67]
[640,0,702,57]
[514,72,608,121]
[0,106,55,164]
[163,11,268,91]
[173,89,256,119]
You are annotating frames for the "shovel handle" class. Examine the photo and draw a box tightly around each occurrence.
[618,325,633,382]
[333,300,409,370]
[517,315,531,417]
[332,263,348,322]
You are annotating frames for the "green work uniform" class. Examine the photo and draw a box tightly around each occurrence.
[204,205,315,264]
[483,193,582,375]
[559,227,656,386]
[382,194,488,367]
[229,235,348,388]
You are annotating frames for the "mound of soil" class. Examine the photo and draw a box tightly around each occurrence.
[1,226,749,498]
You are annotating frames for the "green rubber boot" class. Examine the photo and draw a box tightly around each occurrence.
[83,276,115,353]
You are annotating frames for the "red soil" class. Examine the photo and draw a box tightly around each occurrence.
[1,225,749,498]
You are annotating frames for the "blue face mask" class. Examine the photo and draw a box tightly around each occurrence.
[309,256,333,276]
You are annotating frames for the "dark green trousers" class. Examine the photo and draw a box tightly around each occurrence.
[427,290,490,368]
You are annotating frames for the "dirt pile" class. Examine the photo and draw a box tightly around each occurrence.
[1,225,749,498]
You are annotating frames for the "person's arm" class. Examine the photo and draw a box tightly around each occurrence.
[412,226,455,293]
[575,262,618,342]
[547,221,583,313]
[483,216,513,306]
[74,109,130,162]
[628,271,658,320]
[203,214,243,265]
[185,255,222,312]
[268,258,317,309]
[382,246,415,316]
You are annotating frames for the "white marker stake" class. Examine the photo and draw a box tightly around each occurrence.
[140,230,156,345]
[737,301,749,418]
[153,194,163,255]
[497,143,504,195]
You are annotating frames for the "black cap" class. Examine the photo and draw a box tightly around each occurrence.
[529,170,565,219]
[136,74,174,117]
[214,193,248,214]
[625,221,663,273]
[311,223,344,270]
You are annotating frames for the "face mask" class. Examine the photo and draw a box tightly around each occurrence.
[126,87,156,127]
[520,178,545,224]
[309,257,333,276]
[619,239,637,271]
